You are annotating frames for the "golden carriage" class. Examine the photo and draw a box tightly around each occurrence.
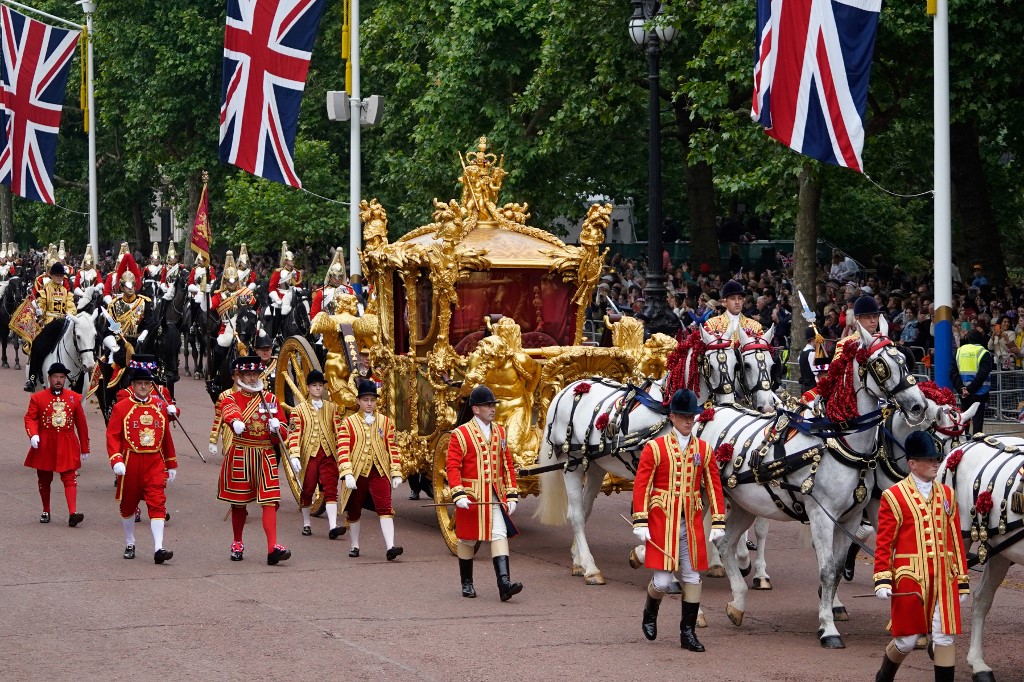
[274,137,675,552]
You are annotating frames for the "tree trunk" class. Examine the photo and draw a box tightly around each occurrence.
[789,161,821,382]
[0,185,12,246]
[950,120,1007,285]
[131,193,149,253]
[686,159,719,272]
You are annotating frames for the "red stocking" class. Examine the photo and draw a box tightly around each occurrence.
[262,503,278,552]
[231,505,247,543]
[60,471,77,514]
[36,470,53,512]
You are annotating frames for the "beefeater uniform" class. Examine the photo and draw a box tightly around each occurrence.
[446,419,519,542]
[217,388,284,506]
[874,476,970,637]
[632,431,726,574]
[107,394,177,522]
[24,386,90,521]
[338,410,399,522]
[287,398,351,508]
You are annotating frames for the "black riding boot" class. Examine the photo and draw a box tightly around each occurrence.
[492,555,523,602]
[875,642,907,682]
[680,601,705,652]
[842,541,860,581]
[459,558,476,598]
[24,374,36,392]
[641,592,661,641]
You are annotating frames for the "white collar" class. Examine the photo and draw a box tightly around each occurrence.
[911,474,933,498]
[363,411,375,424]
[673,429,691,450]
[311,398,323,409]
[474,416,492,438]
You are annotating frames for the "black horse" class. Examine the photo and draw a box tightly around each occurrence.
[0,275,26,369]
[182,297,215,380]
[205,307,260,404]
[150,287,186,399]
[263,286,311,351]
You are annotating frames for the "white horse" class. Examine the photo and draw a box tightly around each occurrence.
[536,331,741,585]
[879,400,1017,682]
[703,323,927,648]
[28,311,98,390]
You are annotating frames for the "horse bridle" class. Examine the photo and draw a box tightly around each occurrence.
[738,338,774,398]
[857,336,920,418]
[700,337,736,398]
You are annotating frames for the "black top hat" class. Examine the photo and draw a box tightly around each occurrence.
[306,370,326,385]
[469,385,499,406]
[853,295,880,317]
[129,367,154,382]
[47,362,71,376]
[721,280,745,298]
[905,431,942,460]
[232,355,262,373]
[253,333,273,350]
[356,378,378,398]
[669,389,701,415]
[49,262,65,276]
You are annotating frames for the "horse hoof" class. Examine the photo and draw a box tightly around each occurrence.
[726,603,744,627]
[14,363,20,370]
[696,612,708,628]
[570,564,585,577]
[584,572,605,585]
[739,563,752,578]
[819,635,846,649]
[832,606,849,622]
[972,671,996,682]
[1,362,8,368]
[706,565,727,578]
[752,577,772,590]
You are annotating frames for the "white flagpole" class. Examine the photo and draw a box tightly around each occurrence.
[3,0,80,28]
[932,0,953,388]
[82,2,98,258]
[348,0,361,277]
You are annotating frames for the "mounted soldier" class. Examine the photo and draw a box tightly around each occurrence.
[209,251,258,375]
[235,243,258,291]
[267,241,302,338]
[186,250,216,318]
[142,243,165,302]
[32,243,58,296]
[72,244,104,312]
[103,253,154,357]
[159,242,185,303]
[310,247,352,318]
[0,242,15,299]
[102,242,131,299]
[23,261,77,391]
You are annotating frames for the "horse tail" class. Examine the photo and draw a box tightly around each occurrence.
[535,440,568,526]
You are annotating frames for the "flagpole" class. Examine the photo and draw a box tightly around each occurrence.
[83,2,98,258]
[347,0,361,277]
[932,0,952,388]
[3,0,81,29]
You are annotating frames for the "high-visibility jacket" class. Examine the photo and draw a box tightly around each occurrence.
[956,344,990,395]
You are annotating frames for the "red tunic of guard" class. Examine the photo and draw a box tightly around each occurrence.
[115,384,179,419]
[24,388,90,472]
[631,433,726,571]
[217,388,285,504]
[107,395,177,519]
[873,476,970,636]
[446,420,519,542]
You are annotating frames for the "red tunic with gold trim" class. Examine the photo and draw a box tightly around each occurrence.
[115,385,179,419]
[446,420,519,542]
[106,395,177,516]
[703,312,762,345]
[631,433,726,571]
[24,388,90,472]
[873,476,970,636]
[216,388,284,505]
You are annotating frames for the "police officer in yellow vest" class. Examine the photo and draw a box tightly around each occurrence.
[950,330,993,435]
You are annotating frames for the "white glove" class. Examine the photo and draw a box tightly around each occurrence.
[343,474,357,490]
[137,330,149,344]
[103,336,119,353]
[268,418,282,432]
[633,526,651,543]
[507,500,517,515]
[102,294,112,306]
[247,282,257,291]
[455,497,471,510]
[167,469,177,483]
[112,462,126,476]
[166,404,178,417]
[709,528,725,543]
[231,420,245,435]
[30,435,39,448]
[391,476,402,490]
[959,593,968,604]
[289,457,301,473]
[876,587,892,600]
[81,452,89,461]
[187,284,199,294]
[161,288,174,301]
[208,443,218,457]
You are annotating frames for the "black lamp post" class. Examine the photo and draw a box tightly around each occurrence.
[629,0,679,336]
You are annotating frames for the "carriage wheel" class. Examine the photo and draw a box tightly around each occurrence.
[275,335,326,516]
[432,431,459,556]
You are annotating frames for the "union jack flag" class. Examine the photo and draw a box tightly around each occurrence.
[751,0,881,173]
[0,6,80,204]
[219,0,326,188]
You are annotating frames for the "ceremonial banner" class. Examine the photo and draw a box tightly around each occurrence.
[751,0,881,172]
[0,5,81,203]
[10,296,39,346]
[218,0,327,187]
[190,181,211,262]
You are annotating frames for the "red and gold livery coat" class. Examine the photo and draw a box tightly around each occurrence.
[702,312,762,344]
[115,385,179,419]
[632,433,726,572]
[337,411,398,480]
[106,396,176,469]
[24,389,90,472]
[873,476,970,636]
[446,420,519,542]
[286,399,352,472]
[216,389,285,504]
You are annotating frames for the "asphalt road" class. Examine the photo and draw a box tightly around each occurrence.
[2,366,1022,681]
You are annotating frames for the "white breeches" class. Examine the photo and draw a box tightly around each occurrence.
[271,289,294,315]
[216,329,234,348]
[652,525,700,590]
[491,507,507,541]
[894,604,954,653]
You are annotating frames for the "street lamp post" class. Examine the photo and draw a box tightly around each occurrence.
[629,0,679,336]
